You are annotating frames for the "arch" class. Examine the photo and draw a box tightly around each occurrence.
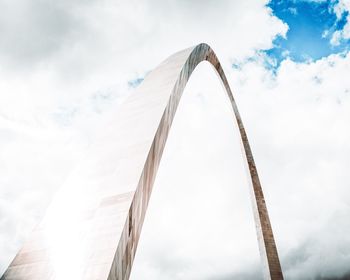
[1,44,283,280]
[107,43,283,279]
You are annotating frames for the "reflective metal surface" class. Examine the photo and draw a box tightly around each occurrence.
[1,43,283,280]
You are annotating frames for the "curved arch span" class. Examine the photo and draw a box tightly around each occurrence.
[1,44,283,280]
[109,43,283,279]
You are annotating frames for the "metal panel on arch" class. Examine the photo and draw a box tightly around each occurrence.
[1,43,283,280]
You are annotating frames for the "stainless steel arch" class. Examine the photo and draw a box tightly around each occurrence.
[1,43,283,280]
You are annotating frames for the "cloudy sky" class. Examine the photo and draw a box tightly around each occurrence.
[1,0,350,279]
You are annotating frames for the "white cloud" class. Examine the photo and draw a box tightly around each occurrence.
[3,0,350,279]
[330,0,350,45]
[333,0,350,20]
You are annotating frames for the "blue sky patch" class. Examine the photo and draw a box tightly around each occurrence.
[266,0,350,66]
[128,78,144,88]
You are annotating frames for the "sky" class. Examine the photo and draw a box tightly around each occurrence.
[1,0,350,279]
[267,0,349,63]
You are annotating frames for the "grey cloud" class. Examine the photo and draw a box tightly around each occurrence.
[0,0,87,67]
[282,209,350,279]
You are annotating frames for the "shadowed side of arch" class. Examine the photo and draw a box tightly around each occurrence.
[108,43,284,280]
